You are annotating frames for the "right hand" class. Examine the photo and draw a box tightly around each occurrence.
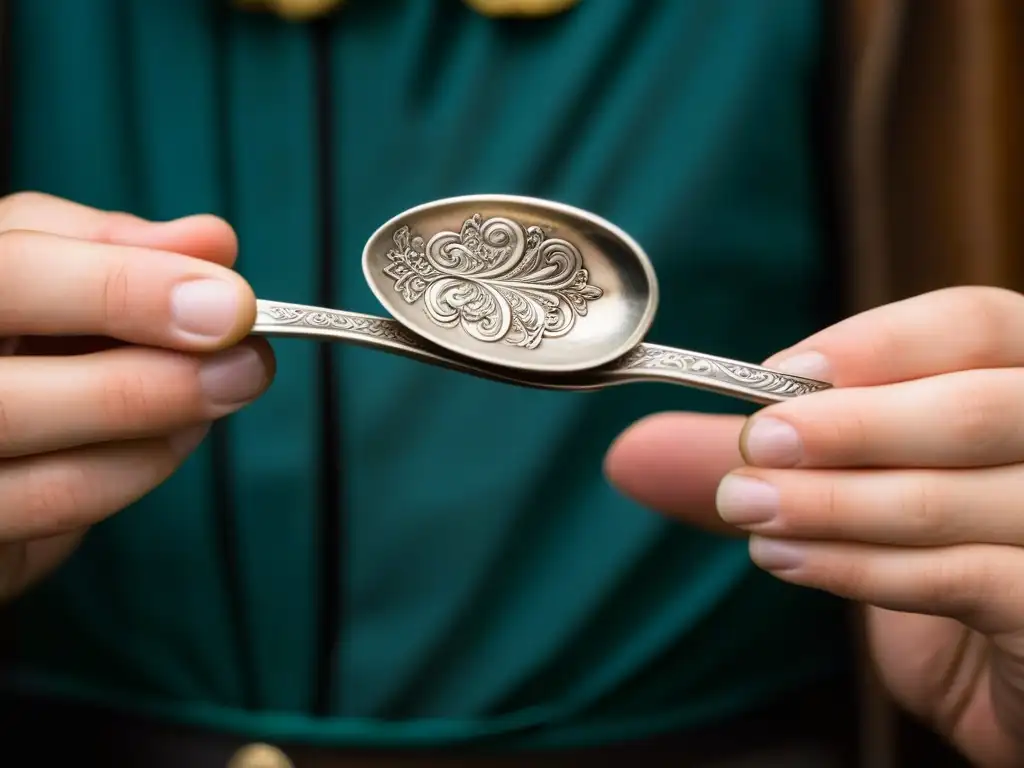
[0,192,274,602]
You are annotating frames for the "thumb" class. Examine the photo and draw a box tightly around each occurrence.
[0,191,238,267]
[0,193,245,358]
[604,412,746,536]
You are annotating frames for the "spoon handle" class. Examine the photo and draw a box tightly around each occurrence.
[596,343,831,403]
[251,299,830,404]
[253,299,450,363]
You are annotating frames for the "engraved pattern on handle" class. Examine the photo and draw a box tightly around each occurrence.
[251,299,453,378]
[254,300,424,347]
[251,300,831,403]
[251,299,541,386]
[606,343,831,402]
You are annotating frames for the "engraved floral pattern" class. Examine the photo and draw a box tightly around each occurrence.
[619,346,830,398]
[260,305,424,348]
[254,305,826,402]
[381,214,603,349]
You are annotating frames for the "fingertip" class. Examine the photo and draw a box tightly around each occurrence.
[169,270,258,351]
[171,214,239,267]
[245,336,277,386]
[603,412,746,532]
[195,338,276,414]
[107,212,240,268]
[602,411,663,485]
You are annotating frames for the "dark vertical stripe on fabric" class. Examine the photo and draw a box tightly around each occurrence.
[112,0,144,209]
[312,17,343,717]
[0,0,11,197]
[809,0,848,326]
[209,2,259,711]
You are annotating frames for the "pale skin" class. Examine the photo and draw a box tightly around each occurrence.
[2,191,1020,765]
[606,285,1024,767]
[0,192,275,601]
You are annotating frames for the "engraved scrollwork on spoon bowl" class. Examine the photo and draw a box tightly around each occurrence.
[362,194,659,374]
[380,213,604,350]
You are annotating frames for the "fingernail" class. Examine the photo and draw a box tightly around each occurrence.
[171,279,241,341]
[168,423,211,456]
[716,475,779,526]
[749,536,804,572]
[199,346,268,406]
[743,417,802,467]
[771,351,832,381]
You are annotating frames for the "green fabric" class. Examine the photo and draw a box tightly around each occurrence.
[4,0,848,748]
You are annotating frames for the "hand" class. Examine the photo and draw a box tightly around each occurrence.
[605,286,1024,767]
[0,192,274,603]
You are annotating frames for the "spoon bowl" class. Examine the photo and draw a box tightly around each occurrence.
[361,194,659,373]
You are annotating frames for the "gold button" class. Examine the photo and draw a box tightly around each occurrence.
[462,0,581,17]
[233,0,344,21]
[227,742,295,768]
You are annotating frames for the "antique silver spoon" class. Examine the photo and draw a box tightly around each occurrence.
[251,195,830,405]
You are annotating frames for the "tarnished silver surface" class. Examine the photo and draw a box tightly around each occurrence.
[250,194,831,404]
[252,301,830,405]
[362,195,657,373]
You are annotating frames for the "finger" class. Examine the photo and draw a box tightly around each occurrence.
[0,229,255,349]
[763,286,1024,386]
[0,194,238,358]
[604,412,745,535]
[739,368,1024,469]
[716,465,1024,547]
[0,339,272,457]
[0,191,238,267]
[0,424,210,543]
[746,537,1024,635]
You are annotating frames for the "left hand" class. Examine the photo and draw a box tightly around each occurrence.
[604,286,1024,768]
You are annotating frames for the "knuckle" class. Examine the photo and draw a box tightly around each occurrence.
[99,356,201,429]
[895,475,949,540]
[942,287,1019,368]
[821,403,873,464]
[927,553,991,618]
[101,369,160,427]
[944,386,1010,458]
[0,191,53,231]
[0,229,50,312]
[100,260,134,328]
[0,228,39,266]
[821,478,842,521]
[786,477,847,536]
[822,554,872,597]
[102,368,152,425]
[89,211,142,244]
[20,460,94,535]
[861,311,904,363]
[799,477,844,531]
